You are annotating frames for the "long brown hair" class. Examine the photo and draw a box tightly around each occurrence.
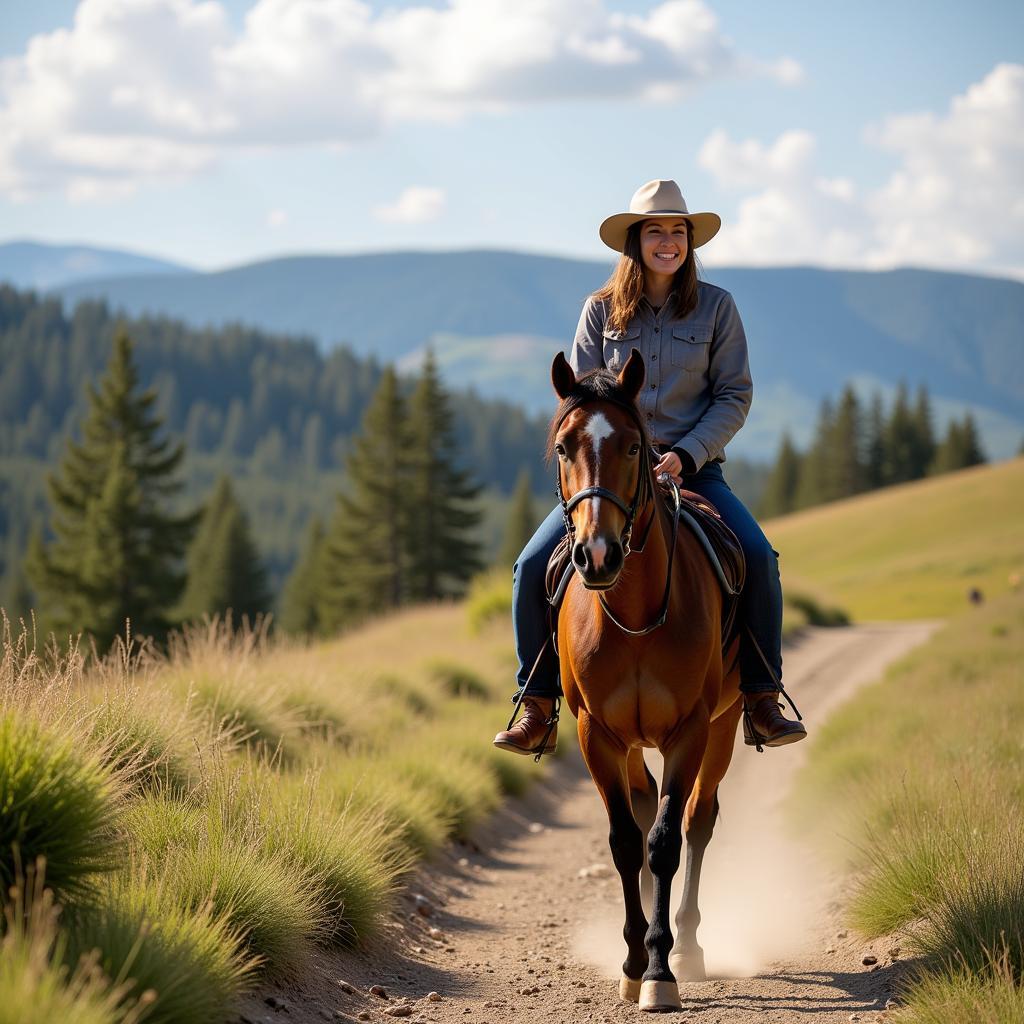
[593,220,700,332]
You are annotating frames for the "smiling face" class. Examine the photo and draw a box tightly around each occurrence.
[638,216,690,280]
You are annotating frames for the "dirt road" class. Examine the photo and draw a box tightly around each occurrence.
[245,622,938,1024]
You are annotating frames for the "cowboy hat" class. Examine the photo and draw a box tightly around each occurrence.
[599,179,721,252]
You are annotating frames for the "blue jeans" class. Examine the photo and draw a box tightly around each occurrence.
[512,461,783,698]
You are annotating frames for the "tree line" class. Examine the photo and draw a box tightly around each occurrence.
[23,329,496,653]
[758,381,988,518]
[0,284,551,606]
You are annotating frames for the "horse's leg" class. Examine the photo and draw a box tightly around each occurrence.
[671,698,743,981]
[626,746,658,917]
[577,712,648,1002]
[641,709,710,1012]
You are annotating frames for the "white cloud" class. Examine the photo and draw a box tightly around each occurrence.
[373,186,446,224]
[266,207,288,227]
[0,0,801,199]
[698,63,1024,278]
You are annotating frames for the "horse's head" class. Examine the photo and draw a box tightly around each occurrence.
[548,349,653,589]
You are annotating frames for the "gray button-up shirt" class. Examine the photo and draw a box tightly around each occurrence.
[568,281,753,472]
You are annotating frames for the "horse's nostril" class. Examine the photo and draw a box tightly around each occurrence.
[572,542,589,571]
[606,542,623,573]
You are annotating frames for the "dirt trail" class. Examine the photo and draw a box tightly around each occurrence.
[244,622,939,1024]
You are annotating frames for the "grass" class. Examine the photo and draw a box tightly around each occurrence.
[0,597,535,1019]
[1,867,151,1024]
[766,457,1024,619]
[789,590,1024,1013]
[65,868,257,1024]
[0,709,124,904]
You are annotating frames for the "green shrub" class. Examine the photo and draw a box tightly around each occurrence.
[187,672,307,763]
[65,868,257,1024]
[255,772,407,946]
[160,834,326,976]
[465,570,511,633]
[0,710,122,903]
[784,590,851,627]
[85,691,203,796]
[896,949,1024,1024]
[319,758,452,859]
[0,869,148,1024]
[372,674,433,717]
[426,659,491,700]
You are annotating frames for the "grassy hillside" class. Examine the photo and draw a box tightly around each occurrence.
[0,601,529,1021]
[767,456,1024,620]
[789,592,1024,1021]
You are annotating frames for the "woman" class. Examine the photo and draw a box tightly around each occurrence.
[493,179,806,756]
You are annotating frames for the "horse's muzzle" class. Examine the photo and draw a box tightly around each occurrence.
[572,537,624,589]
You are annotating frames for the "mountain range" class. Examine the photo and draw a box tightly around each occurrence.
[5,241,1022,460]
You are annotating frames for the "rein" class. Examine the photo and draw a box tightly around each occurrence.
[554,397,681,637]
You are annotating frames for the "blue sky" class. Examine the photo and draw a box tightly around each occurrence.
[1,0,1021,275]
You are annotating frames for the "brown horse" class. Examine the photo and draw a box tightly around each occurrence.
[550,349,743,1013]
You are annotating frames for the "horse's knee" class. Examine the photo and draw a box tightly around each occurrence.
[647,814,683,877]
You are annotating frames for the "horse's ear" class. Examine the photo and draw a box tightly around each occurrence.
[617,348,645,402]
[551,351,576,399]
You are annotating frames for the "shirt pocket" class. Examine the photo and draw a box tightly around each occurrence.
[670,323,713,372]
[602,324,641,370]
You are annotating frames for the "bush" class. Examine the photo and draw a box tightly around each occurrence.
[65,867,257,1024]
[426,659,491,701]
[0,710,122,903]
[255,771,407,946]
[0,867,148,1024]
[465,570,511,634]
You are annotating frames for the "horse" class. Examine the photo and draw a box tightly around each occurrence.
[549,348,743,1013]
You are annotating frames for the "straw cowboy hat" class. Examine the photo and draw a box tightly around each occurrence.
[599,179,721,253]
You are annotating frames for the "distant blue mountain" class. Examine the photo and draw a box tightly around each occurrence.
[0,240,190,291]
[47,249,1024,460]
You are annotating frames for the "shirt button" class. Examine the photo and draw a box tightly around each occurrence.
[654,326,660,333]
[650,383,656,390]
[651,354,657,361]
[646,412,653,419]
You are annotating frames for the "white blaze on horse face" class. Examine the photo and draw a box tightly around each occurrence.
[583,410,616,524]
[584,411,615,458]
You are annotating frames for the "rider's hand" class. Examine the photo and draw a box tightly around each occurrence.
[654,451,683,486]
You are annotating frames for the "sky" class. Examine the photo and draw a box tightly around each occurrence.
[1,0,1022,277]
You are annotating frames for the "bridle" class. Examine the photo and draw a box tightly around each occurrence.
[553,396,681,637]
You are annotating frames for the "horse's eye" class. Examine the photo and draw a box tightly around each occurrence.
[628,444,640,456]
[555,443,566,458]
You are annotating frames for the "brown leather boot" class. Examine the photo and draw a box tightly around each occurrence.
[742,692,807,750]
[493,697,558,756]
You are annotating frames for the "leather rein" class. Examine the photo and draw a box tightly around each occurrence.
[554,398,681,637]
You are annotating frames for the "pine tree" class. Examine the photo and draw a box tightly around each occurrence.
[404,349,484,600]
[26,328,196,651]
[930,413,987,474]
[910,385,937,478]
[279,517,325,636]
[499,468,539,567]
[319,367,413,631]
[177,474,271,624]
[864,392,887,489]
[830,385,865,499]
[883,382,917,485]
[757,432,802,518]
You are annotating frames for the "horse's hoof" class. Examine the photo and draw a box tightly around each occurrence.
[619,976,642,1002]
[639,979,681,1012]
[670,948,707,982]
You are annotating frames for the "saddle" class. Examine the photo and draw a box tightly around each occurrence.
[544,482,746,651]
